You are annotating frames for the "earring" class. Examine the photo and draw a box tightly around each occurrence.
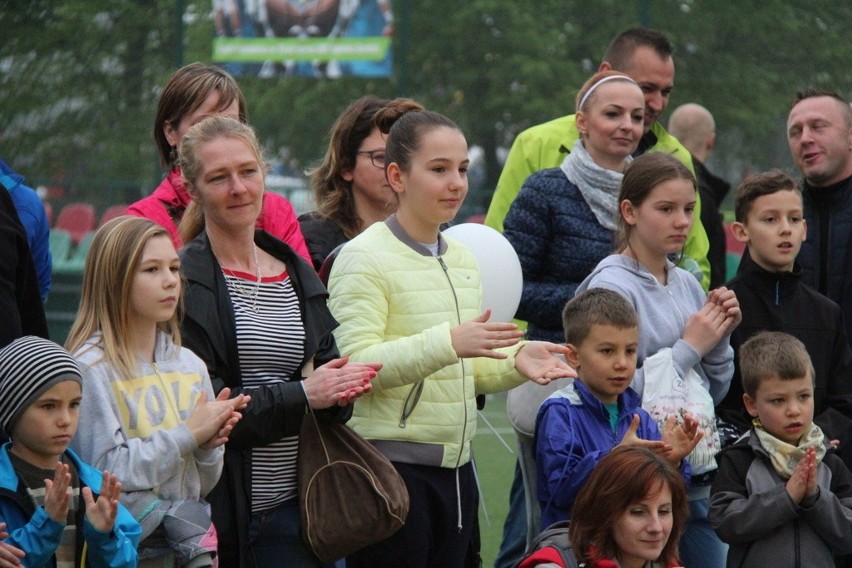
[169,145,177,164]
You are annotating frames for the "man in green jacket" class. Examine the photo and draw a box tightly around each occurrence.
[485,27,710,290]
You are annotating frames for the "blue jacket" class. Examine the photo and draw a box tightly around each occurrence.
[534,380,686,529]
[503,168,613,343]
[0,158,51,301]
[0,444,140,568]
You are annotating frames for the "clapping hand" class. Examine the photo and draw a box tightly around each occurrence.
[0,522,25,567]
[198,388,251,449]
[786,447,819,504]
[304,356,382,408]
[514,341,576,384]
[660,412,703,465]
[450,309,524,359]
[618,414,669,453]
[83,471,121,533]
[43,462,71,523]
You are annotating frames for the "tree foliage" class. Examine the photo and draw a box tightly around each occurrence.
[0,0,850,211]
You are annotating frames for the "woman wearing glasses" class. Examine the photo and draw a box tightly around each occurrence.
[299,96,423,270]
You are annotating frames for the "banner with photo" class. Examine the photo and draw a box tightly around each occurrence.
[211,0,393,78]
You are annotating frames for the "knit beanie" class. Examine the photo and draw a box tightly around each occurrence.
[0,336,83,437]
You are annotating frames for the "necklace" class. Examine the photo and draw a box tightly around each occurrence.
[220,245,261,312]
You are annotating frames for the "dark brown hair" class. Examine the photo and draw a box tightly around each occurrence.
[603,28,674,70]
[615,152,696,254]
[569,446,688,566]
[154,62,247,169]
[734,170,801,223]
[308,96,423,239]
[384,110,461,173]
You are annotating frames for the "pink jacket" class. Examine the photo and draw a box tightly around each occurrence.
[128,167,310,261]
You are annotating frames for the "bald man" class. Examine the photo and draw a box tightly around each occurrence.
[669,103,731,288]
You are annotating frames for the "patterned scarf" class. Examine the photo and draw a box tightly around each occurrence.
[752,419,827,479]
[560,140,630,231]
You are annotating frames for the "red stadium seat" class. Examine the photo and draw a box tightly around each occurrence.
[98,204,129,228]
[55,202,96,244]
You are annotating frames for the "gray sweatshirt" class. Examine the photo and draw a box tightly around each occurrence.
[576,254,733,406]
[70,331,223,534]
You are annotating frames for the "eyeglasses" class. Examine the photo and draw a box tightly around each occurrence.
[356,149,386,169]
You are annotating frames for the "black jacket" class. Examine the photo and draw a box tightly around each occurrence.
[180,229,348,567]
[0,186,47,348]
[718,252,852,465]
[798,174,852,346]
[297,211,349,271]
[694,158,731,290]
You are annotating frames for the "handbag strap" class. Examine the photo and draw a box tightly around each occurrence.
[304,401,334,464]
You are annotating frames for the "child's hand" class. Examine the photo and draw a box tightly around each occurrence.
[0,522,25,566]
[682,302,732,356]
[803,447,819,498]
[43,462,71,523]
[707,286,742,332]
[198,388,252,449]
[786,449,817,504]
[660,413,703,465]
[450,309,524,359]
[618,414,669,453]
[83,471,120,533]
[514,341,575,384]
[188,388,254,447]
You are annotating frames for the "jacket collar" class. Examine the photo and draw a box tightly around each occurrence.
[803,172,852,203]
[385,214,448,256]
[737,250,801,302]
[572,378,641,420]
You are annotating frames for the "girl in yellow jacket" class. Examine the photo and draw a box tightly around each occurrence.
[327,109,574,568]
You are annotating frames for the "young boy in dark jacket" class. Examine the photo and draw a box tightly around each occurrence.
[710,331,852,567]
[716,170,852,465]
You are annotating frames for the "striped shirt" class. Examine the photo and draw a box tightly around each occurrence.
[224,268,305,512]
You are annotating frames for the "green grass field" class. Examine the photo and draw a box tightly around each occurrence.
[474,392,518,567]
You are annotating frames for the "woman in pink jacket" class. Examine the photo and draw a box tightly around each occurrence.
[128,62,309,259]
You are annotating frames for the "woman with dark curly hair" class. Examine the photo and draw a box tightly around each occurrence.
[298,95,422,270]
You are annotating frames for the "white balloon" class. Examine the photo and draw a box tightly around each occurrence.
[443,223,523,323]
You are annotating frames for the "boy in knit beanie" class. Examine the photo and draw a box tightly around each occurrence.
[0,336,141,567]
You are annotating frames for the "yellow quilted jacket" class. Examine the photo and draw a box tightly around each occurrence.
[327,218,527,469]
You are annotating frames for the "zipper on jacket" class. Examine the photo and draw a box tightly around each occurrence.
[437,255,468,470]
[399,381,424,428]
[439,254,468,531]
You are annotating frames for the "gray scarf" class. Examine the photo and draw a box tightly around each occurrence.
[560,140,630,231]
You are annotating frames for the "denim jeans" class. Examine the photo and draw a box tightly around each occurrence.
[679,497,728,568]
[247,499,325,568]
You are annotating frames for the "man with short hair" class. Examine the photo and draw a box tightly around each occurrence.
[485,27,710,289]
[669,103,731,288]
[788,88,852,343]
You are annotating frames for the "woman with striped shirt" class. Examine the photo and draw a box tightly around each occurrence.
[178,115,381,567]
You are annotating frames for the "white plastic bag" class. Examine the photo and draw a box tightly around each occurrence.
[641,348,721,474]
